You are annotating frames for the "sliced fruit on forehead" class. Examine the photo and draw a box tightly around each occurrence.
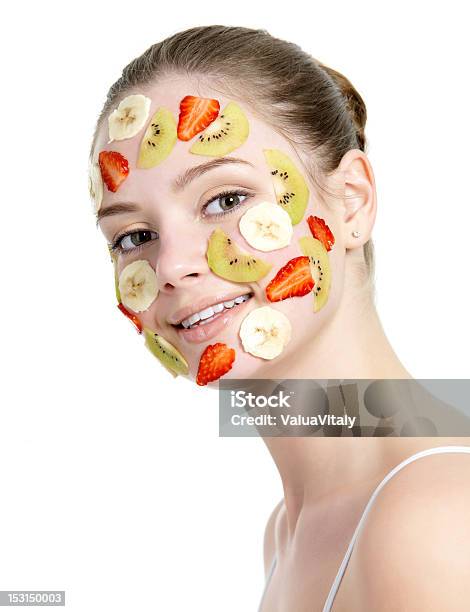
[144,328,189,377]
[307,215,335,252]
[117,302,142,334]
[266,256,314,302]
[108,94,151,142]
[177,95,220,141]
[98,150,130,192]
[138,107,177,168]
[207,228,272,282]
[239,305,291,360]
[118,259,159,313]
[239,200,293,252]
[196,342,235,386]
[298,236,331,312]
[264,149,309,225]
[189,101,249,157]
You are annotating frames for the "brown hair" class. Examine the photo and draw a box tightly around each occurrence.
[90,25,374,286]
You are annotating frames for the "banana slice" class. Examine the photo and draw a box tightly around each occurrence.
[88,157,103,213]
[239,305,291,360]
[118,259,159,312]
[108,94,151,142]
[239,201,293,251]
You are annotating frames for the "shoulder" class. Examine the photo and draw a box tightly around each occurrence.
[263,498,284,576]
[352,450,470,611]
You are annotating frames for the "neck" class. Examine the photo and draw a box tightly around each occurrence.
[261,272,414,535]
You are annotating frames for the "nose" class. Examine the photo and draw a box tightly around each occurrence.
[155,230,209,292]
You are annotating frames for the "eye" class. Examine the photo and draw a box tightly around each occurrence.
[203,190,250,217]
[114,229,159,253]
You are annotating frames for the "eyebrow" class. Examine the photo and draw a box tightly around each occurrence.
[96,157,254,224]
[172,157,254,191]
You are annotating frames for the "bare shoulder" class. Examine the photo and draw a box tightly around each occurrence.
[262,498,284,576]
[351,450,470,611]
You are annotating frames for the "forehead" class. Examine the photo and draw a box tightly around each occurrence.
[94,76,303,199]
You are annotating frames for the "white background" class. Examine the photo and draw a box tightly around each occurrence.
[1,1,469,610]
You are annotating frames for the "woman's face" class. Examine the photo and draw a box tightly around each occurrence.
[93,76,346,384]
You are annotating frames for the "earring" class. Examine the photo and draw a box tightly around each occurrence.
[352,230,361,238]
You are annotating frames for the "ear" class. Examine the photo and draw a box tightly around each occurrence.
[335,149,377,249]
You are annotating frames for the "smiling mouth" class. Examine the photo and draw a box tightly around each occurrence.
[173,292,254,329]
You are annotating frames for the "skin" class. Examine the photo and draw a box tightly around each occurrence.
[94,75,470,611]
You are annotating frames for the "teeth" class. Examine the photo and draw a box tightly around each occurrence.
[108,94,151,142]
[199,307,215,320]
[118,259,159,313]
[239,305,291,360]
[187,313,201,326]
[180,294,251,328]
[239,200,293,252]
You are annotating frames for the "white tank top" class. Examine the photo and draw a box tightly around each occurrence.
[258,445,470,612]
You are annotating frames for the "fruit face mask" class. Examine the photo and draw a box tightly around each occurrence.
[93,78,343,384]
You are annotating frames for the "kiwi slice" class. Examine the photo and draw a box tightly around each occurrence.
[144,328,189,376]
[264,149,309,225]
[189,102,249,157]
[207,228,272,282]
[138,107,177,169]
[299,236,331,312]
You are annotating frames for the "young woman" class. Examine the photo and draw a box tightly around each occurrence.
[88,25,470,611]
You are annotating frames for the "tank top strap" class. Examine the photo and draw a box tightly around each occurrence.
[322,445,470,611]
[258,556,277,612]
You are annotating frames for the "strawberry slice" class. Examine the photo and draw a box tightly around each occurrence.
[196,342,235,386]
[306,216,335,251]
[117,302,142,334]
[177,95,220,141]
[99,151,129,192]
[266,256,314,302]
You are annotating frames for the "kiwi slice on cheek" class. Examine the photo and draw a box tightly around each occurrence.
[264,149,310,225]
[299,236,331,312]
[137,107,177,169]
[189,102,249,157]
[206,228,272,282]
[143,328,189,377]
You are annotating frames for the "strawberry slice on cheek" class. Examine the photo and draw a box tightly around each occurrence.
[266,256,314,302]
[306,215,335,251]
